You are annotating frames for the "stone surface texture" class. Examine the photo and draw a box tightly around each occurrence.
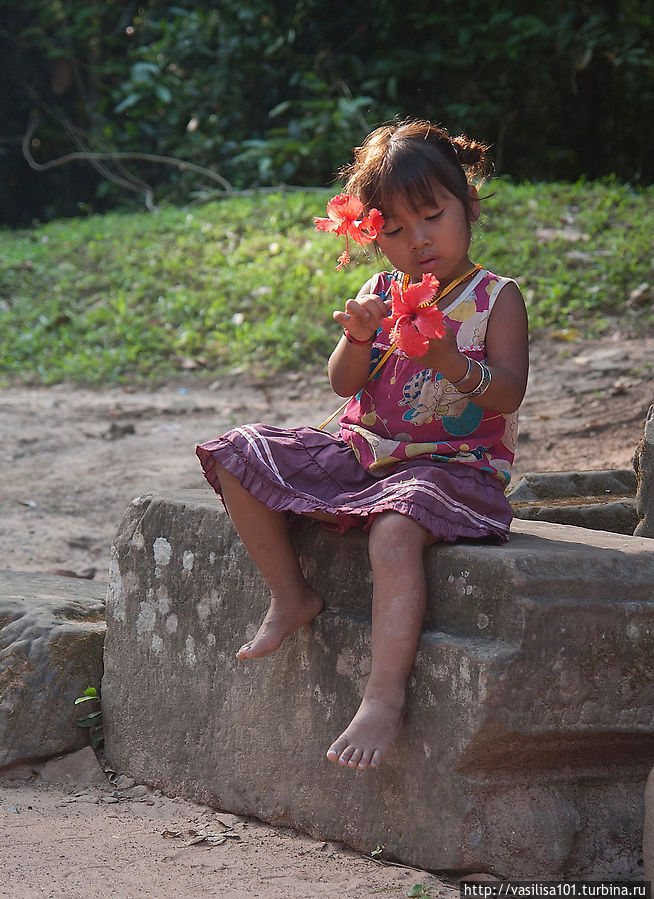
[0,570,106,768]
[634,405,654,538]
[39,745,109,787]
[508,469,638,535]
[103,489,654,880]
[644,765,654,882]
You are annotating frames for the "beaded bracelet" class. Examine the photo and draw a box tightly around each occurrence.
[460,359,492,397]
[343,329,374,345]
[449,356,473,388]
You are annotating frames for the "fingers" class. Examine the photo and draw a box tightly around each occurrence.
[336,294,387,323]
[332,293,389,343]
[348,294,386,318]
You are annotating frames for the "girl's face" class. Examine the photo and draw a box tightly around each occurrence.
[375,185,479,285]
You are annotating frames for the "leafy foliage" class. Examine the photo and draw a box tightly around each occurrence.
[1,1,652,223]
[0,182,651,386]
[75,686,103,749]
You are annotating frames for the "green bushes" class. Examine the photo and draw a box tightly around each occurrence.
[1,1,652,224]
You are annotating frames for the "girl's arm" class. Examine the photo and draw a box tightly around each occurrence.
[328,277,390,397]
[414,282,529,413]
[475,281,529,412]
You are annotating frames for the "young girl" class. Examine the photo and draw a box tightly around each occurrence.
[196,118,529,772]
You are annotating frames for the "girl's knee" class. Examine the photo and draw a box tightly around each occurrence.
[368,512,430,566]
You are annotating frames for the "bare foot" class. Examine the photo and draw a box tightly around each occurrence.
[326,688,404,770]
[236,588,323,659]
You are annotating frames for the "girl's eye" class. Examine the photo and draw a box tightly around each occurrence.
[382,227,401,237]
[426,211,444,221]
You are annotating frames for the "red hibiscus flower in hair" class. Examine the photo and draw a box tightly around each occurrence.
[382,274,445,357]
[315,194,385,269]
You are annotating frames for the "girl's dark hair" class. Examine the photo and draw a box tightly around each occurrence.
[341,119,491,221]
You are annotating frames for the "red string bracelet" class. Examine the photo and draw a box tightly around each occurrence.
[343,329,374,345]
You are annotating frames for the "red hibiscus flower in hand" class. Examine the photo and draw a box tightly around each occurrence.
[315,194,384,269]
[381,274,446,357]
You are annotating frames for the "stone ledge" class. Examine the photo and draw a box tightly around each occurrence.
[102,489,654,879]
[0,570,106,768]
[508,469,638,534]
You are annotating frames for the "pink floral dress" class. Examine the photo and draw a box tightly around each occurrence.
[339,268,519,487]
[197,268,519,543]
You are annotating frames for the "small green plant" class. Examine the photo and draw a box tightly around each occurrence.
[408,886,433,898]
[75,686,104,749]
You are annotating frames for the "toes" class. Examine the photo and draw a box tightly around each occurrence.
[326,737,348,764]
[236,633,281,659]
[326,736,360,767]
[337,744,356,766]
[347,748,363,768]
[369,748,383,769]
[356,747,374,769]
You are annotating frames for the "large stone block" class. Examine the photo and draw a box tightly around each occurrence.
[0,570,106,768]
[643,765,654,881]
[508,469,638,535]
[102,489,654,879]
[635,405,654,538]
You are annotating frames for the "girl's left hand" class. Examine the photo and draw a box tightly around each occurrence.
[407,322,462,374]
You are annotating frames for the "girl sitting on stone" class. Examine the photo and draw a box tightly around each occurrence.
[196,118,529,770]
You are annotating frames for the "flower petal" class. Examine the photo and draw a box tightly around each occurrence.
[365,208,385,234]
[353,207,385,244]
[327,193,363,225]
[414,305,446,339]
[390,279,412,315]
[314,216,341,234]
[393,319,430,357]
[403,274,440,310]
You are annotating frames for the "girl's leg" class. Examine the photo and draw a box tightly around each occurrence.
[216,463,324,659]
[326,511,435,770]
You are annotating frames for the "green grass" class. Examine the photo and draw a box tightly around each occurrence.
[1,180,652,385]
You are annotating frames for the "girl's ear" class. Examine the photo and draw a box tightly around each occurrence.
[467,184,480,222]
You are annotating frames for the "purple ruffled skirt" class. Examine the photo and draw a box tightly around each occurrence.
[196,423,512,543]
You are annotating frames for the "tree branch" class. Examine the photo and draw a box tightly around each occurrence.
[22,113,233,207]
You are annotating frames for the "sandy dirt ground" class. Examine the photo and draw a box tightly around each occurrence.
[0,753,461,899]
[1,331,653,897]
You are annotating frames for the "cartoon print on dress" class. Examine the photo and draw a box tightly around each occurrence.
[399,370,483,436]
[446,280,496,349]
[442,400,484,437]
[489,457,511,485]
[430,444,489,465]
[345,424,403,474]
[455,312,488,351]
[447,298,478,324]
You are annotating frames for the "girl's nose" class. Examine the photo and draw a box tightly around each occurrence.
[409,226,430,249]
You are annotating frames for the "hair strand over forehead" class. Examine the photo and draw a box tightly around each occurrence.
[341,118,490,220]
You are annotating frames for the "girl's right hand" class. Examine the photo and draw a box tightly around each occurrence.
[332,293,391,342]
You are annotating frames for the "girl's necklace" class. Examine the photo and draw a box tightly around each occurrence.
[404,263,482,309]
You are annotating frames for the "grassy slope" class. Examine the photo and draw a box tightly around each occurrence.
[0,181,652,385]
